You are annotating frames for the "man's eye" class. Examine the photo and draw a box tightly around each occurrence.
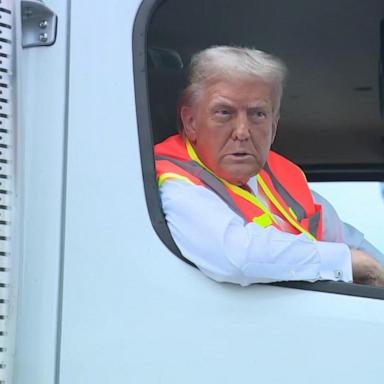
[250,110,267,119]
[214,109,232,120]
[215,109,231,116]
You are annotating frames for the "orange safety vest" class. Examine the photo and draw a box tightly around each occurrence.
[155,134,323,241]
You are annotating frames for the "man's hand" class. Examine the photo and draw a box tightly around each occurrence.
[351,249,384,287]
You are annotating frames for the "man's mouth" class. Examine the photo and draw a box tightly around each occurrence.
[231,152,249,157]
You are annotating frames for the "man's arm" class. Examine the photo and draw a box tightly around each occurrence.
[311,189,384,262]
[311,190,384,285]
[160,179,353,286]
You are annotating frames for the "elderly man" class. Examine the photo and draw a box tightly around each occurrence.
[155,46,384,286]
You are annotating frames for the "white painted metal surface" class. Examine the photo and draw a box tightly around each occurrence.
[9,1,384,383]
[59,1,384,383]
[13,0,69,383]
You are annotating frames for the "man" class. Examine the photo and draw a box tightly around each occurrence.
[155,46,384,286]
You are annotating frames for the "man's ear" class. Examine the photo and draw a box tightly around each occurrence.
[180,105,197,143]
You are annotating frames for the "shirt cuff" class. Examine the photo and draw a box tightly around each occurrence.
[317,241,353,282]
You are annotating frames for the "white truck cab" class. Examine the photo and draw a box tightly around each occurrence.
[2,0,384,383]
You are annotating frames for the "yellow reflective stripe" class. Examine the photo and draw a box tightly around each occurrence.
[186,139,277,223]
[158,172,194,187]
[252,213,273,227]
[257,174,316,241]
[288,207,298,220]
[221,180,277,223]
[186,139,204,166]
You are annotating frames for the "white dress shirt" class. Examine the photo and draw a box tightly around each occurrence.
[159,176,384,286]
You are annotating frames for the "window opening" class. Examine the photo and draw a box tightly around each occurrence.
[133,0,384,299]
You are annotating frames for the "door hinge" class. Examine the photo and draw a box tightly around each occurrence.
[21,0,57,48]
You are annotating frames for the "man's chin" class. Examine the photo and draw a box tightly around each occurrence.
[221,172,254,186]
[213,163,260,185]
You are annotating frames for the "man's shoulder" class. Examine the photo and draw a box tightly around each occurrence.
[267,150,306,180]
[268,150,302,170]
[154,134,183,156]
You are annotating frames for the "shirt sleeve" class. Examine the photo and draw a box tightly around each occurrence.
[311,189,384,265]
[160,179,353,286]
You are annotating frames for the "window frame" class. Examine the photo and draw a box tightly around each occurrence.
[133,0,384,300]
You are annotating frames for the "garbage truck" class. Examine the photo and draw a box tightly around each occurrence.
[2,0,384,383]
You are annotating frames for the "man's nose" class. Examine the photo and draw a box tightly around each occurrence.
[232,113,251,141]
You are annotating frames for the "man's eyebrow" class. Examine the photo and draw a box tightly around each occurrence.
[248,99,271,107]
[209,100,235,109]
[209,97,273,110]
[248,102,274,112]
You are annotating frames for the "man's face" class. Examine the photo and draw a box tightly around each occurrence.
[181,77,278,185]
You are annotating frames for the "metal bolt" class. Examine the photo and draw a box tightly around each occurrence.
[39,20,48,29]
[39,33,48,43]
[334,270,343,279]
